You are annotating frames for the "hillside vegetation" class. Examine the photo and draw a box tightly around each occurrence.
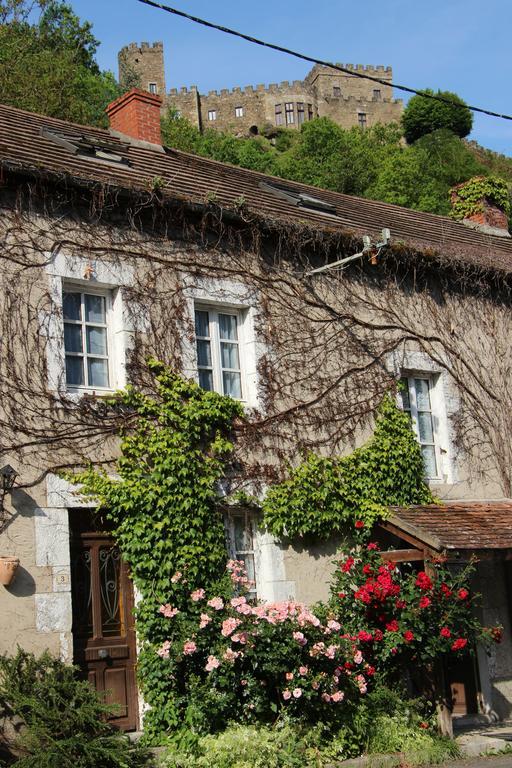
[161,111,512,220]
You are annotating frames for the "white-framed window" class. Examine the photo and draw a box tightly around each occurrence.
[208,109,217,121]
[62,287,112,390]
[226,510,258,600]
[194,305,244,399]
[148,82,157,95]
[235,106,244,118]
[400,376,441,479]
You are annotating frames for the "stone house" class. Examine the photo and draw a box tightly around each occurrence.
[0,88,512,733]
[118,41,402,135]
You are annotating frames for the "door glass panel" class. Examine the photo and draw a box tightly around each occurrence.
[71,549,93,638]
[99,546,124,637]
[63,292,81,321]
[85,294,106,324]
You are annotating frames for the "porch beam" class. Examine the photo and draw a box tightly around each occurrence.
[379,548,425,562]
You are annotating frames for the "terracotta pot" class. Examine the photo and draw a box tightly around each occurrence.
[0,557,19,587]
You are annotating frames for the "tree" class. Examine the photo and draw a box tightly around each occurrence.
[0,0,126,126]
[402,89,473,144]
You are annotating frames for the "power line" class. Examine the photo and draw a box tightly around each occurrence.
[137,0,512,122]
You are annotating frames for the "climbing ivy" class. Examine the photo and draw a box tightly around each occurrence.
[450,175,511,221]
[72,360,242,735]
[262,395,434,538]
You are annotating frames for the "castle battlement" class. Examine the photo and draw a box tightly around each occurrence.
[119,41,164,54]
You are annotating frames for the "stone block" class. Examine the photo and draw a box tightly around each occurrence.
[35,592,72,633]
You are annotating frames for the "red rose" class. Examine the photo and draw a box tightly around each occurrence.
[419,596,431,609]
[355,520,365,529]
[341,557,355,573]
[403,630,414,642]
[395,599,406,610]
[491,627,503,643]
[415,571,433,591]
[362,564,373,575]
[366,665,376,676]
[440,627,451,638]
[374,630,383,642]
[451,638,468,652]
[458,588,469,600]
[358,630,373,642]
[338,592,346,599]
[386,620,399,632]
[440,583,452,598]
[419,721,429,729]
[367,542,378,551]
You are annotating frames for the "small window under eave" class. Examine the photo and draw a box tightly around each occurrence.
[259,180,337,216]
[41,127,131,167]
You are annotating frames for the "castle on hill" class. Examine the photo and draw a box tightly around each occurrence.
[118,41,403,136]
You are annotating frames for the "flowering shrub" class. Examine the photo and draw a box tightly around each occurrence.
[330,525,501,678]
[154,560,371,732]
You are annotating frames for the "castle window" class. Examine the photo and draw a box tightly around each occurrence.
[333,86,341,97]
[208,110,217,121]
[358,112,367,129]
[373,89,381,100]
[148,82,157,95]
[285,102,294,125]
[235,106,244,118]
[297,102,305,125]
[307,104,314,121]
[275,104,283,126]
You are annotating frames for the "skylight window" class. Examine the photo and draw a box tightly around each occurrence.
[41,128,131,166]
[259,181,337,216]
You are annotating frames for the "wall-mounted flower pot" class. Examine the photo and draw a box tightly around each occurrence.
[0,557,20,586]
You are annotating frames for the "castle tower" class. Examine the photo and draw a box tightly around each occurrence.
[118,42,166,98]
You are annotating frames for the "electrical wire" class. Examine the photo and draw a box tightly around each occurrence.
[137,0,512,122]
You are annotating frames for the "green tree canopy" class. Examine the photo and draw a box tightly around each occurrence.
[402,89,473,144]
[0,0,127,126]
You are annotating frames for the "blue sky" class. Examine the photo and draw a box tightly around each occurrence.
[71,0,511,155]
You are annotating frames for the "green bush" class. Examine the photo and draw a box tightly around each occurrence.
[402,89,473,144]
[0,648,149,768]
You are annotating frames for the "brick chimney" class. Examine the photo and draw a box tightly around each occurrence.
[450,177,511,238]
[106,88,162,146]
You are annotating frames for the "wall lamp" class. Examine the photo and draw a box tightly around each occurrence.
[0,465,18,529]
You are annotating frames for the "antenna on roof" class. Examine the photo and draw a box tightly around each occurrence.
[306,229,391,276]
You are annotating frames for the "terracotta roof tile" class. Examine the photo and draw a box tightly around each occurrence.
[1,102,512,275]
[390,502,512,551]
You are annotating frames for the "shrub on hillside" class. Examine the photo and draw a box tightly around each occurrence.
[402,89,473,143]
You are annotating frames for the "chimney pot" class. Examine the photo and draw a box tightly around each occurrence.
[106,88,162,146]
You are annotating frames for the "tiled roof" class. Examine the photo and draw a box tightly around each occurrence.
[1,102,512,275]
[389,502,512,551]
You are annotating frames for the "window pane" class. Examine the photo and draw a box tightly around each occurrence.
[234,516,252,551]
[86,326,107,356]
[63,292,81,321]
[88,358,109,388]
[414,379,431,410]
[64,324,83,353]
[417,411,434,444]
[85,294,106,324]
[421,445,437,477]
[196,339,212,367]
[221,342,240,370]
[240,553,255,585]
[198,369,214,391]
[399,379,411,411]
[66,355,84,386]
[219,313,238,341]
[195,310,210,338]
[223,371,242,399]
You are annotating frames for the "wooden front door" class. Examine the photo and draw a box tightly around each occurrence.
[70,514,138,731]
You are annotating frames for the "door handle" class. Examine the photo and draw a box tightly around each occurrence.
[98,649,109,659]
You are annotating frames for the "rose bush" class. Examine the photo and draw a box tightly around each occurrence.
[330,524,501,683]
[153,560,371,732]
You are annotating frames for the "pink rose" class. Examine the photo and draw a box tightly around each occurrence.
[221,617,241,637]
[171,571,182,583]
[159,604,179,618]
[207,597,224,611]
[292,688,302,698]
[183,640,197,655]
[327,619,341,631]
[331,690,344,702]
[191,589,205,602]
[223,648,239,661]
[299,666,308,676]
[285,672,294,681]
[282,690,292,700]
[293,631,307,646]
[353,650,363,665]
[321,693,331,703]
[199,613,212,629]
[205,655,220,672]
[156,640,171,658]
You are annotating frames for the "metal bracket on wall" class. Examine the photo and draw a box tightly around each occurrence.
[305,228,391,276]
